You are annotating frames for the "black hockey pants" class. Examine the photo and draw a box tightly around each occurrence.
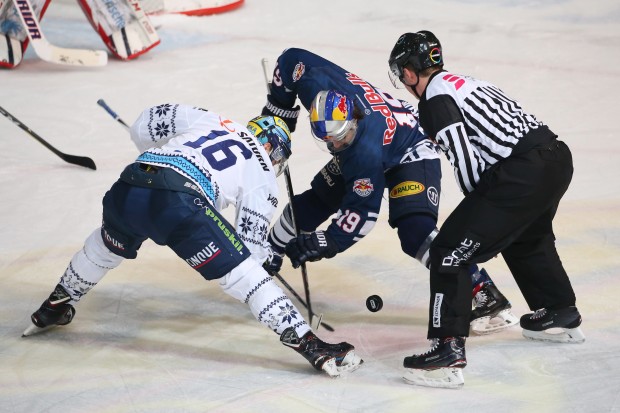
[427,134,576,338]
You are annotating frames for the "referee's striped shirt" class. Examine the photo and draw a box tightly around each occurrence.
[418,70,543,194]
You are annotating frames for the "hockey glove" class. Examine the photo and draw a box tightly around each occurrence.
[285,231,339,268]
[262,95,300,132]
[263,252,284,276]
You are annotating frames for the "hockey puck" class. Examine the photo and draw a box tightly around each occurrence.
[366,295,383,312]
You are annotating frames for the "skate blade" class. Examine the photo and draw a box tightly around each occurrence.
[403,367,464,389]
[22,323,57,337]
[470,309,519,335]
[522,326,585,344]
[321,351,364,377]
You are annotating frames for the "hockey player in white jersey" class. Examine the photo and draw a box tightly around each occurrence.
[22,104,363,378]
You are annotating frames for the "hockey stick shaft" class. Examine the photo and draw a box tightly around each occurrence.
[97,99,130,129]
[11,0,107,66]
[0,105,96,170]
[282,166,315,325]
[261,58,316,328]
[272,271,334,331]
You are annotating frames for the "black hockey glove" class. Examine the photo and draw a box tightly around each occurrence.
[263,252,283,276]
[285,231,339,268]
[262,95,300,132]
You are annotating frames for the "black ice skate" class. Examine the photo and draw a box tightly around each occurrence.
[23,284,76,337]
[520,306,585,343]
[470,279,518,335]
[280,327,363,377]
[403,337,467,389]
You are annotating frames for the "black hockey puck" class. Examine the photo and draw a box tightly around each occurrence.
[366,295,383,312]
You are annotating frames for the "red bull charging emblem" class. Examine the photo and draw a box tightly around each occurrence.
[353,178,374,197]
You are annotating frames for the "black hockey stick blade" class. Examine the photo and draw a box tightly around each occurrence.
[0,105,96,170]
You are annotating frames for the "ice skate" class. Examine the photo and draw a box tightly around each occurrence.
[280,327,363,377]
[23,284,76,337]
[403,337,466,389]
[470,279,518,335]
[520,306,585,343]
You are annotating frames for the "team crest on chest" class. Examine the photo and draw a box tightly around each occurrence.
[353,178,374,197]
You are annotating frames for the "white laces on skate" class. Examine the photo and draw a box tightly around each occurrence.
[473,291,488,308]
[419,338,440,356]
[531,308,547,319]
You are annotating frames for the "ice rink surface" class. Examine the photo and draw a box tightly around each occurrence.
[1,0,619,412]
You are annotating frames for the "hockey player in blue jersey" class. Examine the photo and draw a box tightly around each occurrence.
[261,48,517,335]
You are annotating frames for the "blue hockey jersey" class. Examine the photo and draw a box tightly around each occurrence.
[269,48,438,251]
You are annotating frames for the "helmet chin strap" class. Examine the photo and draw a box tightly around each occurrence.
[402,72,422,99]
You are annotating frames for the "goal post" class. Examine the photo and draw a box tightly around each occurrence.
[139,0,244,16]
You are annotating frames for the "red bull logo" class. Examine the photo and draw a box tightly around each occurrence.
[345,72,399,145]
[353,178,374,197]
[336,96,349,119]
[292,62,305,82]
[331,93,349,121]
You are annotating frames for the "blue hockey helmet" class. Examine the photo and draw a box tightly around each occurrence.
[309,90,358,152]
[246,115,292,176]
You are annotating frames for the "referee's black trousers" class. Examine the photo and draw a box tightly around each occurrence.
[427,137,576,338]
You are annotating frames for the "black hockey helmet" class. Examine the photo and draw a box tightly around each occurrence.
[388,31,443,84]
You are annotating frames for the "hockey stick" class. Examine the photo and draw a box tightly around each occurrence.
[261,58,317,329]
[0,105,97,170]
[11,0,107,66]
[97,99,130,129]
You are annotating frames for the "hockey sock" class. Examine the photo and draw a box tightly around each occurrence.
[59,228,124,303]
[219,259,311,337]
[396,214,438,268]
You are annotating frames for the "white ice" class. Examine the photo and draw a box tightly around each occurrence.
[1,1,619,412]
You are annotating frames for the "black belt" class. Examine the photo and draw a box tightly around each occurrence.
[511,126,558,156]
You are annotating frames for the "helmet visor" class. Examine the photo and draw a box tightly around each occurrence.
[310,119,355,142]
[388,57,408,89]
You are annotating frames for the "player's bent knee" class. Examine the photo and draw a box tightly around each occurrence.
[219,259,270,303]
[84,229,124,269]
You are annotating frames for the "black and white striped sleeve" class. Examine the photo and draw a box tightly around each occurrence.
[421,93,486,193]
[435,122,485,193]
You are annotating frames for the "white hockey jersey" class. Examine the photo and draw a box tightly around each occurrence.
[130,103,279,263]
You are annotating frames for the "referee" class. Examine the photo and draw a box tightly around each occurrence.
[388,30,584,389]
